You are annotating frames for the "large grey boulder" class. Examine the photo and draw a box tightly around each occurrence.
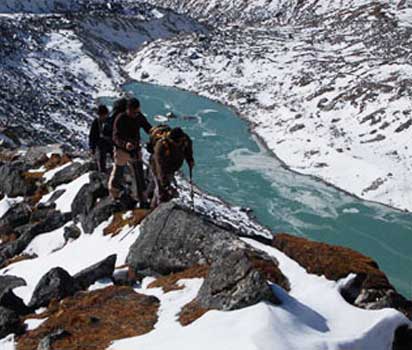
[28,267,77,309]
[73,255,116,290]
[0,162,36,197]
[127,203,289,311]
[127,202,238,274]
[198,249,280,310]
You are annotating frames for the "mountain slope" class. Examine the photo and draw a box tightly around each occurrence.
[0,1,204,148]
[128,0,412,211]
[0,144,409,349]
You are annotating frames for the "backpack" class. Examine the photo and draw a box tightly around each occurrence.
[147,125,172,153]
[101,116,115,142]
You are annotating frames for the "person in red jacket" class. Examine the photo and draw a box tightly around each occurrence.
[108,98,152,208]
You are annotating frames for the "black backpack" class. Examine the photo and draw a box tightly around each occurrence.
[102,116,115,141]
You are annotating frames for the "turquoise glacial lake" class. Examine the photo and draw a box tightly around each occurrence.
[120,82,412,297]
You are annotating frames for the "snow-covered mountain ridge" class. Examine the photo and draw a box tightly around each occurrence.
[0,143,410,349]
[0,1,205,148]
[131,0,412,211]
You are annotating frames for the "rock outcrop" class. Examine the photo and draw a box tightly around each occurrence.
[28,267,77,310]
[127,202,289,311]
[272,233,412,319]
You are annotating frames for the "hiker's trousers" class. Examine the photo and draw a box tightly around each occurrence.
[108,148,146,204]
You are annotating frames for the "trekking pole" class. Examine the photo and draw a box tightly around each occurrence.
[189,165,195,211]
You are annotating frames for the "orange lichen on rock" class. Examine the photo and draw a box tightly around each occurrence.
[17,286,160,350]
[43,153,71,171]
[179,299,211,326]
[104,209,150,237]
[148,265,209,293]
[272,233,391,290]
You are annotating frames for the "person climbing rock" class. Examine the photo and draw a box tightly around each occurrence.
[89,104,112,173]
[149,126,194,207]
[108,97,152,209]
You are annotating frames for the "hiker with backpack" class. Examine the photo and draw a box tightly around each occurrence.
[108,97,152,209]
[89,104,113,173]
[149,125,195,207]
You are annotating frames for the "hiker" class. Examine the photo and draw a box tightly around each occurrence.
[89,104,112,173]
[149,126,194,207]
[108,97,152,209]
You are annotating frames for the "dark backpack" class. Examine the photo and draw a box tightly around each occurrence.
[102,116,115,142]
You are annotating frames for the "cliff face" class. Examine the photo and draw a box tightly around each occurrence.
[0,142,410,349]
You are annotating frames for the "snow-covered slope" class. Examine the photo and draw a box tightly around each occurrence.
[0,1,204,148]
[127,0,412,211]
[0,145,410,349]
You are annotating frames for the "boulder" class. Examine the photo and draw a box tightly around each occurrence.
[0,307,24,339]
[0,162,36,197]
[80,197,121,234]
[71,172,108,218]
[63,224,81,242]
[73,255,117,290]
[127,203,289,310]
[0,202,32,231]
[47,161,94,188]
[28,267,77,309]
[0,275,30,315]
[197,249,280,310]
[0,210,71,266]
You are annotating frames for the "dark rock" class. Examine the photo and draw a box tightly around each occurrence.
[28,267,77,309]
[73,255,116,290]
[198,249,280,310]
[127,203,288,310]
[0,202,32,231]
[393,325,412,350]
[0,210,72,265]
[71,172,108,219]
[0,307,24,339]
[37,328,71,350]
[113,268,140,286]
[0,162,36,197]
[47,161,94,188]
[63,224,81,242]
[80,196,121,234]
[45,189,65,205]
[354,288,412,319]
[0,275,30,315]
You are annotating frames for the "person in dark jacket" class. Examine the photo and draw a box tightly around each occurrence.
[108,97,152,208]
[89,104,112,173]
